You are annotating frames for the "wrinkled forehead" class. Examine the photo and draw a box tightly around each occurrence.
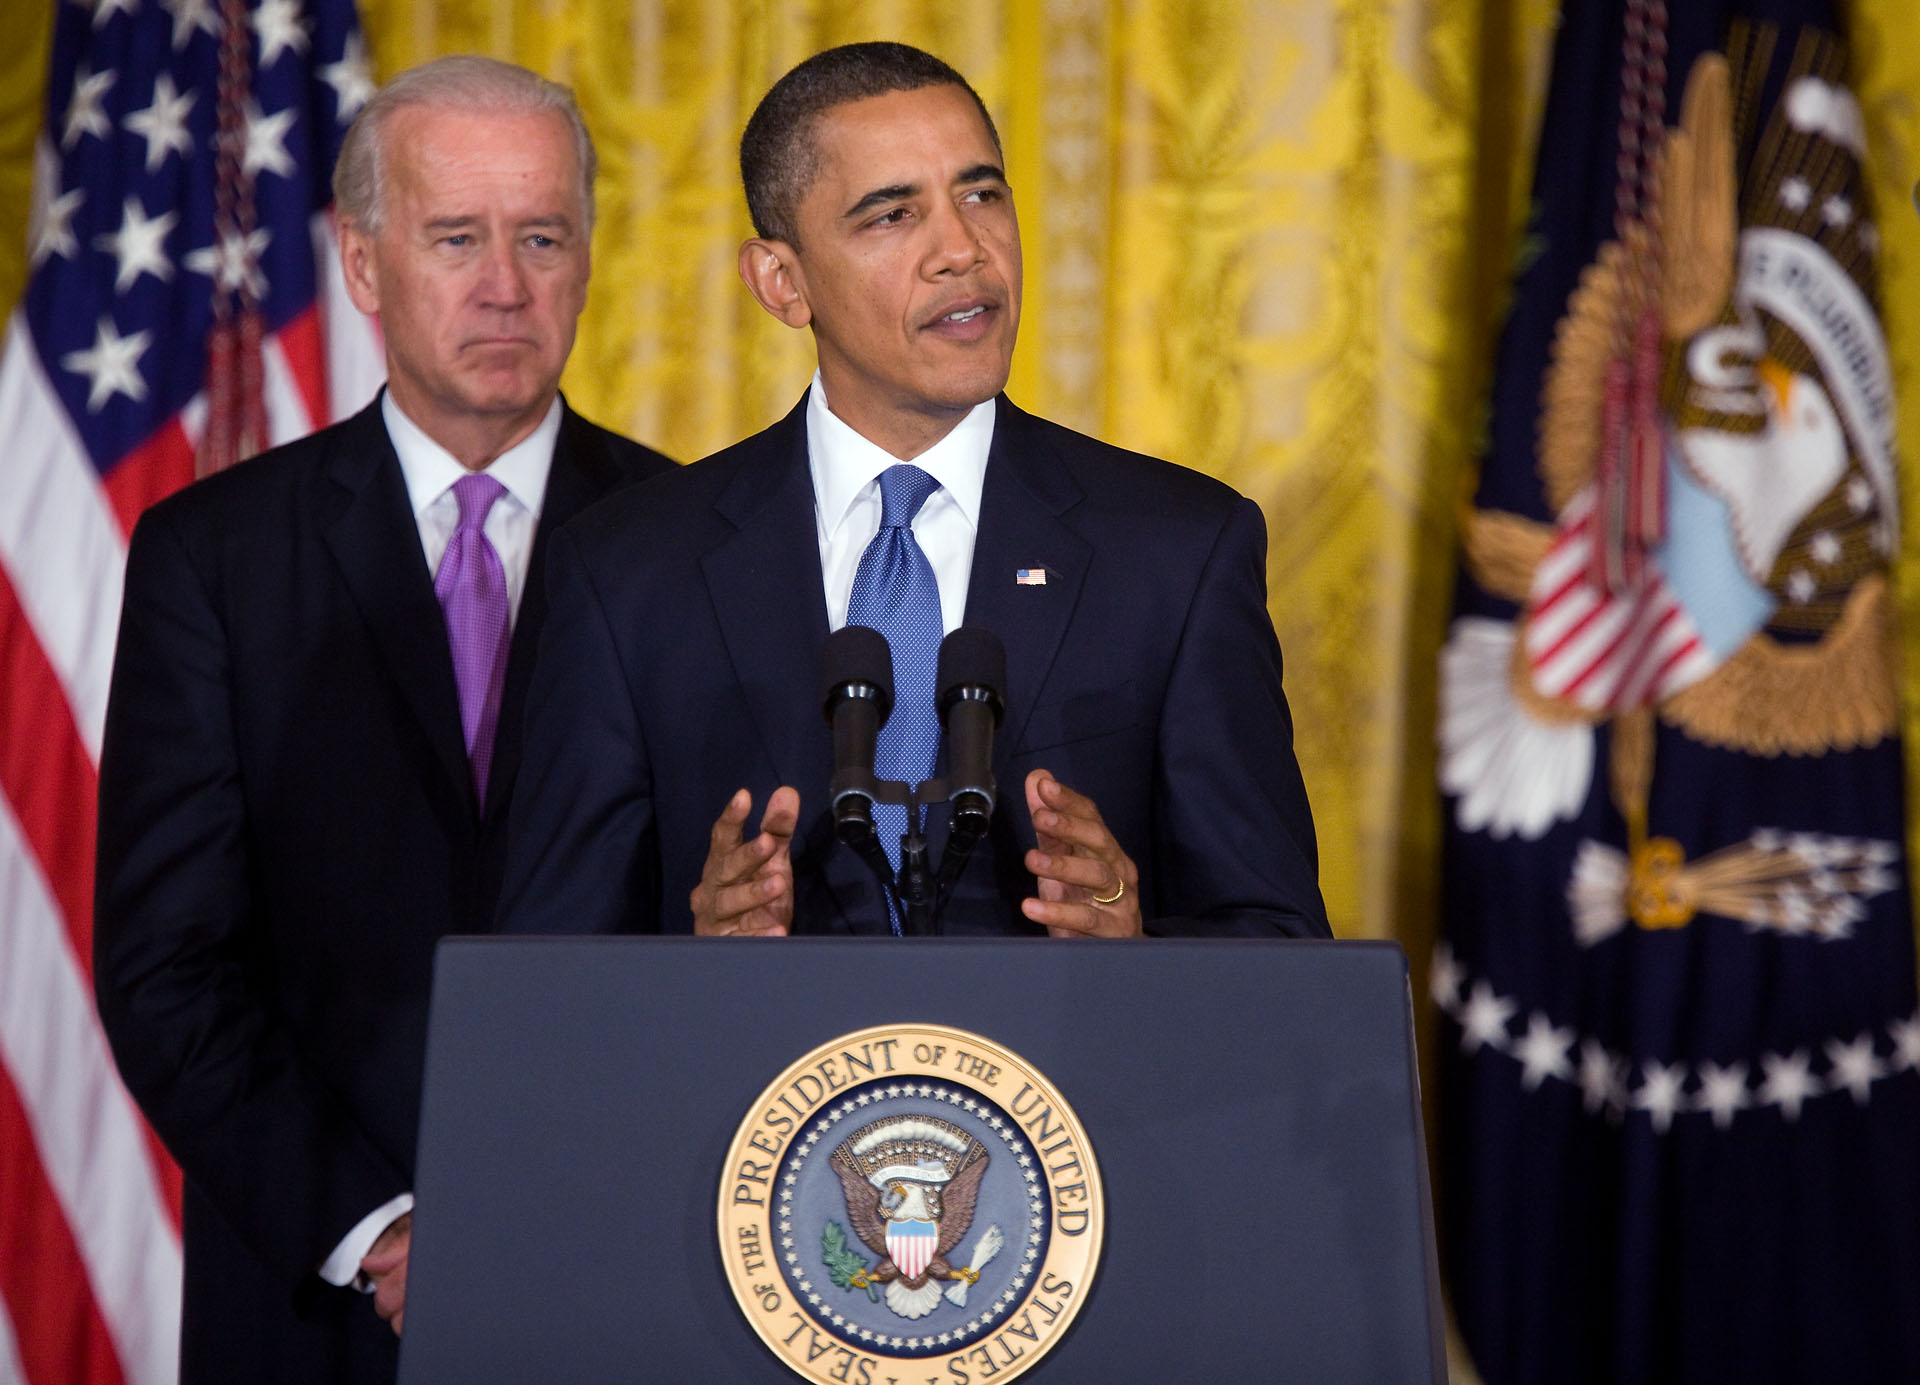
[382,105,585,210]
[384,104,580,183]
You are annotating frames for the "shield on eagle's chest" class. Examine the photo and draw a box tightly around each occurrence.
[887,1218,938,1281]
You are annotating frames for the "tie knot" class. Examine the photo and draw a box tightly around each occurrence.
[449,473,507,532]
[877,464,939,529]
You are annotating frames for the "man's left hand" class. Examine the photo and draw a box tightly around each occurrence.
[361,1211,411,1337]
[1020,769,1143,938]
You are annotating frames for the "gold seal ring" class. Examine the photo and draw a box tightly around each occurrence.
[1091,877,1126,906]
[718,1023,1104,1384]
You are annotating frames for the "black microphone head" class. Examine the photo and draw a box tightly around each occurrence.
[821,624,895,722]
[937,626,1006,723]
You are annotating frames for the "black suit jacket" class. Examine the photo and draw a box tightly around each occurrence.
[93,396,673,1384]
[502,394,1328,939]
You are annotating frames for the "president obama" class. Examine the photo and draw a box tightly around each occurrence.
[501,42,1328,941]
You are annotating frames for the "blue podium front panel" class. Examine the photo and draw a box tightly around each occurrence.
[401,937,1441,1384]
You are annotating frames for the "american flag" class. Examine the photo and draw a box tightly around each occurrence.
[0,0,382,1381]
[1519,487,1716,713]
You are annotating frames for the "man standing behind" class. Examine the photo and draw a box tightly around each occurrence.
[502,43,1327,941]
[93,56,673,1384]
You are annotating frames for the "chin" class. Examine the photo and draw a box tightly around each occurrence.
[461,377,552,417]
[933,364,1012,412]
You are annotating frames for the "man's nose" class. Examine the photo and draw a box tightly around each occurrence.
[476,238,530,306]
[924,201,987,274]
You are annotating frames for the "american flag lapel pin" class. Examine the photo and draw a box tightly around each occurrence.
[1016,568,1047,586]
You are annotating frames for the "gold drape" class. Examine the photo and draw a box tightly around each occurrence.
[1856,9,1920,843]
[4,1,1918,960]
[343,0,1566,954]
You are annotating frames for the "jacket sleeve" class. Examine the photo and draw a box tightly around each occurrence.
[94,505,409,1286]
[1146,495,1332,939]
[496,522,661,934]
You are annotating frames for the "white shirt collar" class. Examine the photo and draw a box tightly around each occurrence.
[384,390,561,519]
[805,370,992,539]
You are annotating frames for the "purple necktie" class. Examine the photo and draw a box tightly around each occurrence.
[434,474,511,805]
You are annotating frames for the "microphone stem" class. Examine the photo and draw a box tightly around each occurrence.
[898,809,936,936]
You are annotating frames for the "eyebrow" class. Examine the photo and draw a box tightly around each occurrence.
[839,164,1009,221]
[421,213,576,233]
[842,184,917,220]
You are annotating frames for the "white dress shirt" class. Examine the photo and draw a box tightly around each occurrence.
[807,370,994,634]
[316,392,561,1290]
[386,389,560,625]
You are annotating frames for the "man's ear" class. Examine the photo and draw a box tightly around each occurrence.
[337,217,382,317]
[737,237,811,329]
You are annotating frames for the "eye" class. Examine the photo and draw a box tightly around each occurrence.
[962,186,1003,205]
[441,233,472,247]
[527,233,558,248]
[868,207,910,228]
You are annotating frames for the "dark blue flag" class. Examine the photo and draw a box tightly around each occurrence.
[1436,1,1920,1381]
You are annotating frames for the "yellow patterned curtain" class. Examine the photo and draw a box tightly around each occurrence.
[3,0,1918,962]
[342,0,1565,956]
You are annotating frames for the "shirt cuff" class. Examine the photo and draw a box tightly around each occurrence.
[317,1193,415,1290]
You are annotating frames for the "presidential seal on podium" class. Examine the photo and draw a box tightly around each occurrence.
[719,1024,1104,1383]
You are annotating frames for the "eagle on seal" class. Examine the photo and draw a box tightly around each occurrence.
[830,1115,993,1319]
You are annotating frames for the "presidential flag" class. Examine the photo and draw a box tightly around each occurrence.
[0,0,381,1380]
[1435,1,1920,1381]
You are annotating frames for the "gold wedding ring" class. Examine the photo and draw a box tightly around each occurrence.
[1091,877,1126,906]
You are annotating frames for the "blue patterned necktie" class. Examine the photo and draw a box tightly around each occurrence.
[844,464,943,934]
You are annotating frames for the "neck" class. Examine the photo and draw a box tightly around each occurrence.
[387,386,556,471]
[821,395,972,462]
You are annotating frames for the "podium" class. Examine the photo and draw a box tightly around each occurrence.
[399,936,1443,1383]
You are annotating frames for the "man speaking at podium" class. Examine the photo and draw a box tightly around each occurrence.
[503,43,1328,942]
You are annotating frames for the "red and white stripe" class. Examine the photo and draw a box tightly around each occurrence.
[0,211,381,1385]
[887,1221,937,1281]
[1523,487,1716,713]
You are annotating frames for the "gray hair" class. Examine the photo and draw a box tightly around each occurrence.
[332,55,597,234]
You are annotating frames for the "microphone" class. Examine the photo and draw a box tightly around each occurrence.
[936,626,1006,857]
[821,625,894,850]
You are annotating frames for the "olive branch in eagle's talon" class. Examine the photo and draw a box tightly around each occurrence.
[821,1220,880,1303]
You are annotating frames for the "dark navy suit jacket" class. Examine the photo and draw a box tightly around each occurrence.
[501,394,1328,939]
[93,397,673,1384]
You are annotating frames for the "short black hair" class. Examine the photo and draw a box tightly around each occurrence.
[740,42,1003,245]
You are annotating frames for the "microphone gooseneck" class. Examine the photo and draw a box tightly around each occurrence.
[820,624,1008,936]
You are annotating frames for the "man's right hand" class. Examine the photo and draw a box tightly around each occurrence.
[691,787,800,935]
[360,1211,411,1337]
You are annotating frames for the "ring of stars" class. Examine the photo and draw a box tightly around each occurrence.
[1432,942,1920,1132]
[775,1079,1048,1357]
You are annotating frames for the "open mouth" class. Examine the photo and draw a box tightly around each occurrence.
[942,306,986,324]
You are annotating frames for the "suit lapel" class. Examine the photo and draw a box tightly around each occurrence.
[482,402,625,821]
[320,400,472,803]
[965,398,1090,775]
[703,397,898,929]
[701,398,834,800]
